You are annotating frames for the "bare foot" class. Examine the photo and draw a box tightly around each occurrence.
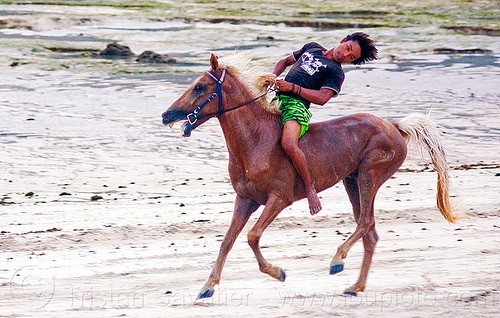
[307,188,322,215]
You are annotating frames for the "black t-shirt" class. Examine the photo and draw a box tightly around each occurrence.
[282,42,345,108]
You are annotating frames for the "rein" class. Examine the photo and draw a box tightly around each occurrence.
[182,68,276,136]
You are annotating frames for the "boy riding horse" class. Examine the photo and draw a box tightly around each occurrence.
[273,32,378,215]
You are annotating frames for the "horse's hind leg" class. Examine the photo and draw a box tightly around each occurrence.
[247,193,290,282]
[197,195,259,299]
[333,174,379,296]
[329,175,361,274]
[330,170,380,293]
[345,228,378,295]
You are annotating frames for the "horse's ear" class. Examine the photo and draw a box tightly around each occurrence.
[210,53,219,71]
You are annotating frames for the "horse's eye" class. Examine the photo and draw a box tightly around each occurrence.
[194,84,204,92]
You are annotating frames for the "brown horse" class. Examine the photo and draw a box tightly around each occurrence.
[162,53,456,299]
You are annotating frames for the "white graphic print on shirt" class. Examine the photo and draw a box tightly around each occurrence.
[300,52,326,76]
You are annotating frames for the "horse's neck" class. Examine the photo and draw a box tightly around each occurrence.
[219,99,282,161]
[217,74,282,162]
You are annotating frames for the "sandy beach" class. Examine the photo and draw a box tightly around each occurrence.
[1,2,499,317]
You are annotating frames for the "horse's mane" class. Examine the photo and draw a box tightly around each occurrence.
[218,53,280,114]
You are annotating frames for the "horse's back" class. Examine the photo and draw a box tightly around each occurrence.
[303,113,403,153]
[311,113,396,134]
[300,113,407,191]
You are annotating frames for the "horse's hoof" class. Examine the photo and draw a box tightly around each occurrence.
[343,290,357,296]
[330,263,344,275]
[278,268,286,282]
[197,288,215,299]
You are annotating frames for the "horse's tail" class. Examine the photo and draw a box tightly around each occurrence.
[394,114,457,223]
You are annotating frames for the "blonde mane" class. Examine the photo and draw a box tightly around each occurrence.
[218,53,280,114]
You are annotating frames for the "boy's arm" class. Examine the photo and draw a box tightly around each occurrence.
[298,87,335,106]
[275,81,335,106]
[272,54,295,77]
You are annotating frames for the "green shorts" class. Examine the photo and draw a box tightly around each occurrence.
[278,95,312,138]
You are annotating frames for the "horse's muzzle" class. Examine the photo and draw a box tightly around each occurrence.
[162,109,186,126]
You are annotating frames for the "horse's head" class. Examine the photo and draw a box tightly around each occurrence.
[162,53,227,137]
[163,53,279,136]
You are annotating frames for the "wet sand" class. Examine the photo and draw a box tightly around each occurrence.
[1,3,499,317]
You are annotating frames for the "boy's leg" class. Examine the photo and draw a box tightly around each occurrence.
[281,120,322,215]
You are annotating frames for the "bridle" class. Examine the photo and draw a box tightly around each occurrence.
[185,69,227,128]
[182,68,276,137]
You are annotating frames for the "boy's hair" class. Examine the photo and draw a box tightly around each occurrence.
[346,32,378,65]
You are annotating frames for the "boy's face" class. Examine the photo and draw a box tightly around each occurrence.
[333,39,361,64]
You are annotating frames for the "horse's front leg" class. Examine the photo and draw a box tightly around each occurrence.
[197,195,259,299]
[247,193,290,282]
